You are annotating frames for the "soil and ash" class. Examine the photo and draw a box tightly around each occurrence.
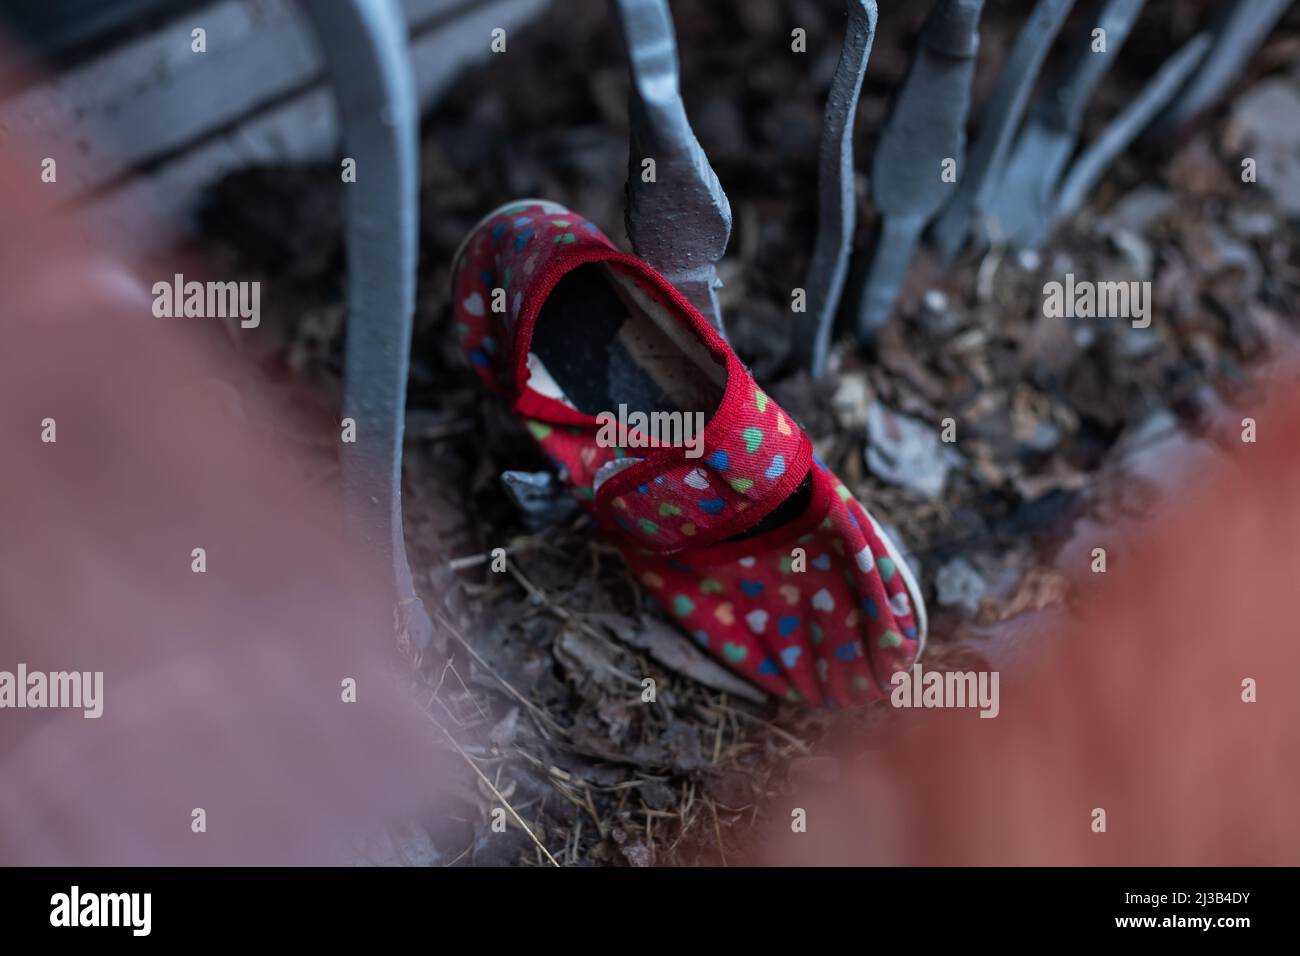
[194,0,1300,865]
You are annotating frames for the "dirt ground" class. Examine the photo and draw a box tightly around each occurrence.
[193,0,1300,865]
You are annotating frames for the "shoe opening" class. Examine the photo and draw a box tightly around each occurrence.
[528,261,725,416]
[528,261,811,543]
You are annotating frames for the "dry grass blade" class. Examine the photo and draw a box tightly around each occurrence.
[433,608,566,740]
[420,705,561,867]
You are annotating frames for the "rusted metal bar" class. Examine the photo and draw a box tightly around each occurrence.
[299,0,433,650]
[855,0,984,344]
[612,0,732,338]
[793,0,878,379]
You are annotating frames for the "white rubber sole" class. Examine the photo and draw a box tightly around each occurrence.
[865,511,929,659]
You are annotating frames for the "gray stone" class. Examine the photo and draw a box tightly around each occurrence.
[1119,325,1162,359]
[1110,228,1154,280]
[1227,78,1300,217]
[501,470,580,531]
[1104,185,1176,233]
[935,557,986,613]
[831,370,873,430]
[865,404,964,498]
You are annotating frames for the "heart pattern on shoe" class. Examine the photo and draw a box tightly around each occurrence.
[451,200,924,707]
[811,588,836,612]
[462,292,485,317]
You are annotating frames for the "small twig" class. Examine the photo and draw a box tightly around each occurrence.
[438,659,492,725]
[711,693,727,764]
[707,796,728,867]
[583,784,607,839]
[443,843,472,867]
[698,703,813,755]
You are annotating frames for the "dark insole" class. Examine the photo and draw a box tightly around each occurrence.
[530,266,678,417]
[529,264,809,543]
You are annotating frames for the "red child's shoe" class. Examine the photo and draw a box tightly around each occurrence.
[451,200,927,706]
